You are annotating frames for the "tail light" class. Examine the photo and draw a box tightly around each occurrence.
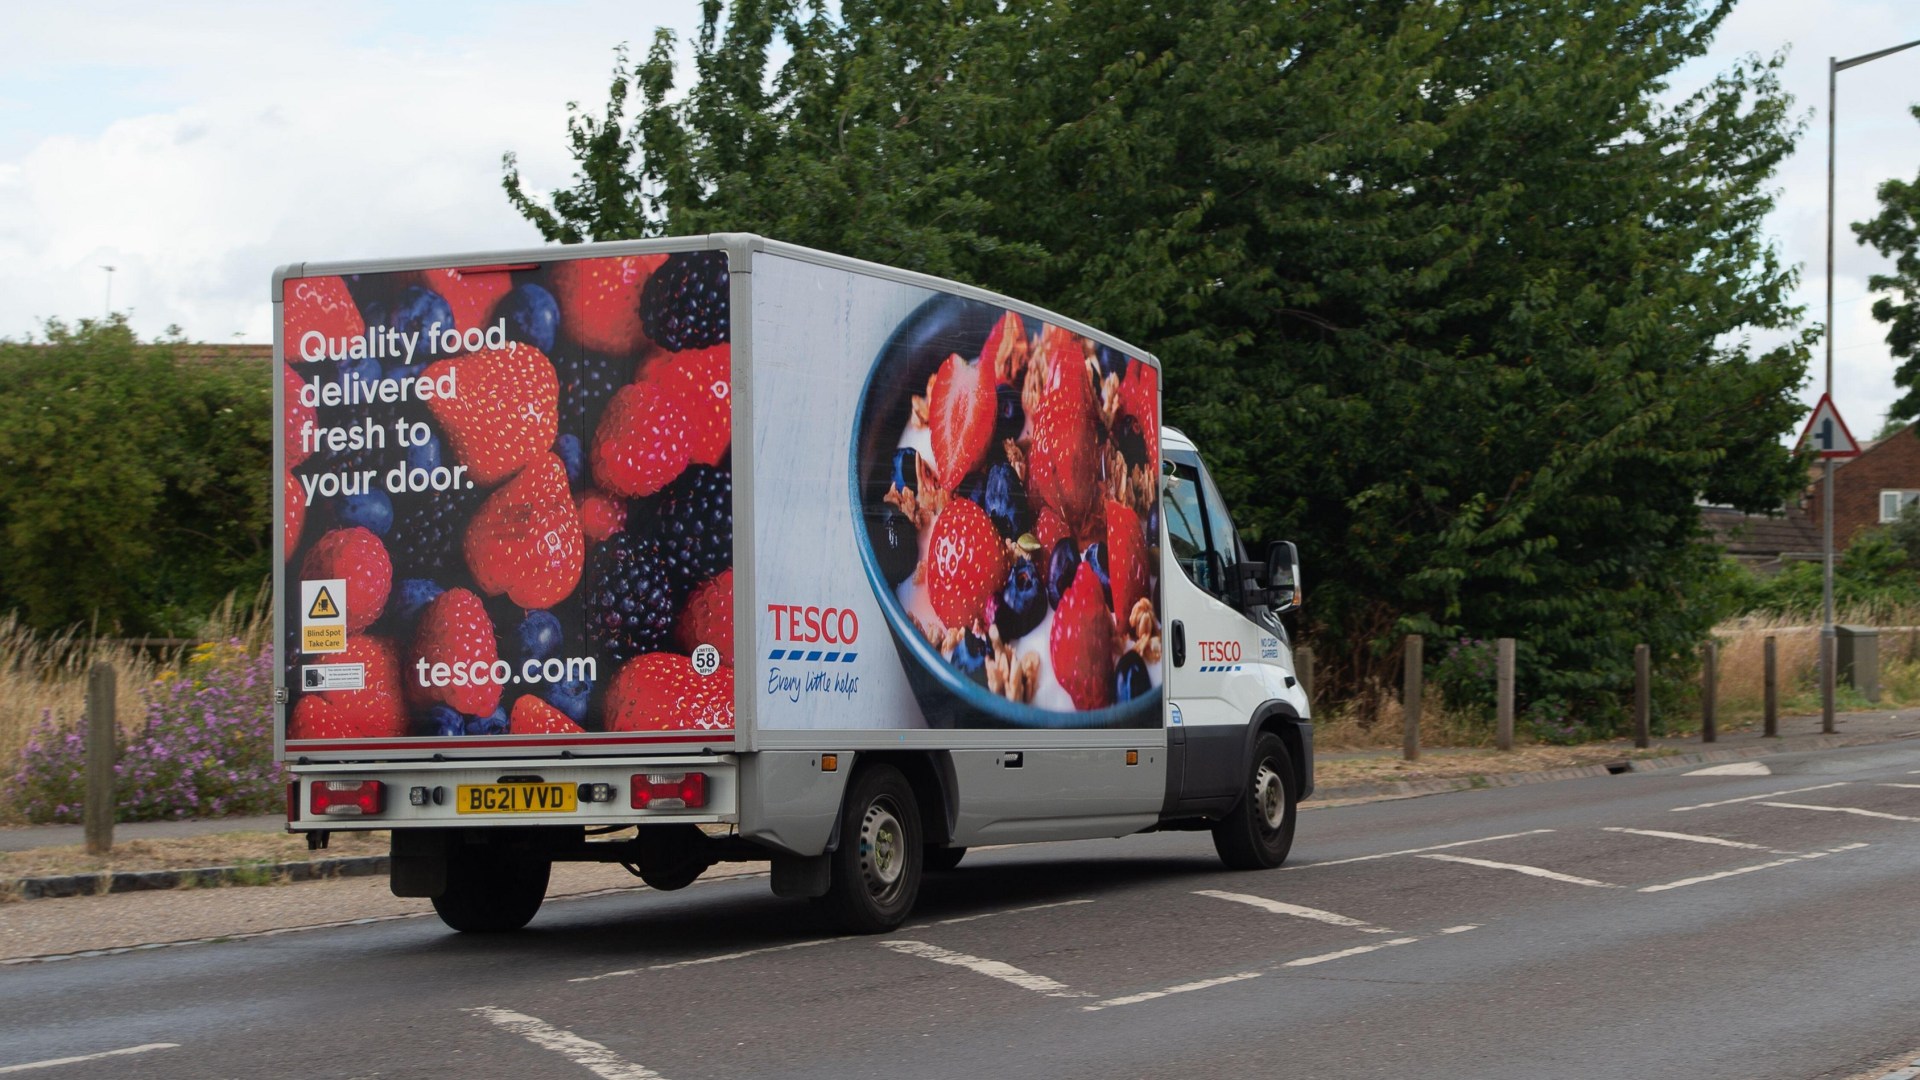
[311,779,385,816]
[631,772,708,810]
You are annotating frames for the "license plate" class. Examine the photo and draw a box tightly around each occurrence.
[456,783,577,814]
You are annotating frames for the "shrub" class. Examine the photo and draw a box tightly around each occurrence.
[1522,695,1586,746]
[1429,638,1498,719]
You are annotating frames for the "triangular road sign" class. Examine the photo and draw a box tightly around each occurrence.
[1794,393,1861,459]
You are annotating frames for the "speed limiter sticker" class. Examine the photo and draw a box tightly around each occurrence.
[691,643,722,676]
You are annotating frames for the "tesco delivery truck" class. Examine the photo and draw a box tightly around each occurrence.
[275,235,1311,933]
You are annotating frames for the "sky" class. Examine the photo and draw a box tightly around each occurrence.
[1,0,1916,434]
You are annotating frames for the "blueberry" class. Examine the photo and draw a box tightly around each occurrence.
[1046,539,1079,609]
[554,433,584,485]
[995,556,1045,640]
[465,706,509,736]
[545,676,593,723]
[982,463,1030,539]
[994,383,1024,441]
[1114,651,1151,703]
[390,286,457,358]
[517,610,563,662]
[498,282,560,353]
[392,578,444,626]
[425,704,464,737]
[382,362,425,384]
[337,489,393,536]
[406,431,442,473]
[1112,412,1149,467]
[870,505,919,587]
[950,630,991,686]
[336,352,381,389]
[1082,541,1111,605]
[1096,344,1128,381]
[891,447,920,496]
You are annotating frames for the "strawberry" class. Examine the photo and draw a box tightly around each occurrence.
[509,693,586,735]
[1034,506,1070,553]
[647,345,731,466]
[465,453,583,608]
[408,587,502,716]
[1050,562,1114,710]
[285,471,305,557]
[284,364,314,468]
[576,489,627,543]
[282,275,366,364]
[1105,498,1149,630]
[980,311,1026,376]
[927,351,996,490]
[287,636,406,739]
[551,254,667,356]
[675,569,734,665]
[591,380,694,497]
[411,267,513,333]
[423,342,559,486]
[927,497,1007,629]
[606,652,735,731]
[301,527,391,632]
[1117,359,1160,468]
[1027,328,1100,532]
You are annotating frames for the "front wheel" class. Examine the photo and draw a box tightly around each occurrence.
[1211,732,1298,870]
[817,764,923,933]
[431,844,551,932]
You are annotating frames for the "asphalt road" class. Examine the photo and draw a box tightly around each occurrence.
[4,740,1920,1079]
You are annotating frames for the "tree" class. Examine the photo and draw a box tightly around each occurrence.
[0,318,272,635]
[1854,105,1920,422]
[506,1,1812,719]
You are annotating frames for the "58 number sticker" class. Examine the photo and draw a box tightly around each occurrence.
[690,643,722,677]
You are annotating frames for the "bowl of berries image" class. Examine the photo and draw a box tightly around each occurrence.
[850,293,1164,729]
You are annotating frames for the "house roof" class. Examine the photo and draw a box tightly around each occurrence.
[1699,505,1820,558]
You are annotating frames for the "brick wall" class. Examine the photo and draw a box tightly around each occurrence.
[1808,426,1920,546]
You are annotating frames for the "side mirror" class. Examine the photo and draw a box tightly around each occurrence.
[1265,541,1301,613]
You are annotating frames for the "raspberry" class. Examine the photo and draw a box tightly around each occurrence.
[591,381,694,498]
[300,527,392,633]
[606,652,734,731]
[509,693,586,735]
[639,252,730,351]
[284,471,306,558]
[585,530,683,662]
[423,343,560,486]
[286,636,407,740]
[576,489,628,543]
[647,345,730,466]
[656,464,733,585]
[408,588,501,716]
[675,569,734,666]
[551,254,666,356]
[464,453,584,609]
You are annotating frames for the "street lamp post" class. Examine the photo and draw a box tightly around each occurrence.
[1823,38,1920,735]
[99,265,115,320]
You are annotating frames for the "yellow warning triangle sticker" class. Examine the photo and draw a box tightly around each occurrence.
[307,586,340,620]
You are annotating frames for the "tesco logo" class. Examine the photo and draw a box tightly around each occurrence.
[767,604,860,644]
[1198,640,1242,663]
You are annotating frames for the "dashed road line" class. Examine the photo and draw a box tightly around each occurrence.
[467,1007,663,1079]
[1670,782,1851,813]
[1192,891,1395,933]
[1601,827,1790,854]
[1082,972,1264,1011]
[928,899,1096,925]
[1283,936,1421,967]
[570,938,851,983]
[1760,802,1920,822]
[1878,783,1920,789]
[879,940,1092,999]
[1685,762,1772,776]
[0,1044,180,1075]
[1638,842,1869,893]
[1287,829,1556,869]
[1418,853,1620,888]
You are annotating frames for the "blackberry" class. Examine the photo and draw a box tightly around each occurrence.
[388,483,483,581]
[655,464,733,585]
[640,252,730,351]
[586,531,683,662]
[553,346,633,437]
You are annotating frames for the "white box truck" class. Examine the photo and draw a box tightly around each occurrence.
[275,235,1311,933]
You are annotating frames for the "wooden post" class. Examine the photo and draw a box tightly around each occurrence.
[1297,645,1315,708]
[1403,634,1423,762]
[1763,636,1779,738]
[1701,641,1717,744]
[1495,637,1515,752]
[1634,644,1651,750]
[84,662,116,856]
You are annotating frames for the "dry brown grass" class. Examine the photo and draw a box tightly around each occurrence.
[0,829,388,885]
[1711,608,1920,721]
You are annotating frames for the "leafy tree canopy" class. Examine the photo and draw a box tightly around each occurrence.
[1854,105,1920,421]
[506,0,1813,717]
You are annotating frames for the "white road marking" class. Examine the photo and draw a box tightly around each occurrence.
[1438,925,1481,934]
[1762,802,1920,822]
[878,940,1092,999]
[1283,936,1420,967]
[930,899,1097,925]
[1670,782,1851,812]
[1082,972,1264,1011]
[466,1007,664,1080]
[1419,853,1620,888]
[1288,829,1556,869]
[1639,843,1869,893]
[1602,826,1785,853]
[1685,761,1772,776]
[571,938,851,983]
[1878,783,1920,789]
[0,1044,179,1074]
[1193,891,1395,933]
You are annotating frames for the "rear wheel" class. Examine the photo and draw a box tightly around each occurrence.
[1211,733,1298,870]
[631,823,713,891]
[431,843,551,932]
[817,764,922,932]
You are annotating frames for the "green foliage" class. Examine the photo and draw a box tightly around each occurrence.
[1733,527,1920,616]
[1852,105,1920,421]
[508,1,1812,721]
[0,318,272,635]
[1429,637,1498,718]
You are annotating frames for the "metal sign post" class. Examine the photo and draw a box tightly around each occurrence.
[1796,394,1860,734]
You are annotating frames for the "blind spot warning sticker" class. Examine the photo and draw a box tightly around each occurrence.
[301,578,347,654]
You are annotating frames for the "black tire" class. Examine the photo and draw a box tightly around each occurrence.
[633,823,712,891]
[1211,732,1298,870]
[923,844,967,872]
[431,844,551,932]
[817,764,923,933]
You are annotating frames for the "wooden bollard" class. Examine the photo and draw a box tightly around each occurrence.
[1403,635,1423,762]
[1634,644,1651,750]
[1702,641,1717,744]
[1763,636,1778,738]
[84,662,116,856]
[1495,638,1515,752]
